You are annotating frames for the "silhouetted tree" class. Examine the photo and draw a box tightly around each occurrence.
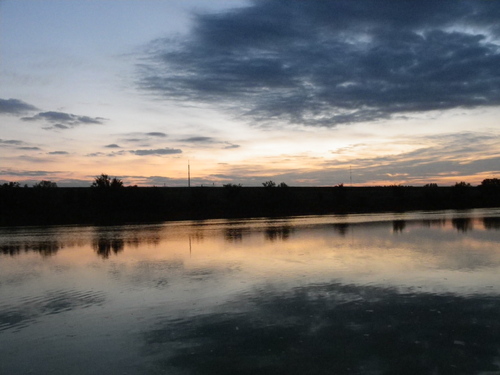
[262,180,276,188]
[423,183,438,188]
[223,183,242,189]
[278,182,288,188]
[1,181,21,188]
[91,174,123,188]
[480,178,500,187]
[454,181,471,188]
[33,180,58,188]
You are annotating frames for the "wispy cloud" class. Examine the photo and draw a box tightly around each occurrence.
[48,151,69,155]
[139,1,500,127]
[22,111,106,128]
[0,139,24,146]
[180,136,214,143]
[104,144,121,148]
[130,147,182,156]
[0,169,58,177]
[223,143,240,149]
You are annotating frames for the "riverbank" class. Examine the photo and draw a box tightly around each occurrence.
[1,185,499,226]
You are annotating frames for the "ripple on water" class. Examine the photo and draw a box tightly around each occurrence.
[0,289,106,332]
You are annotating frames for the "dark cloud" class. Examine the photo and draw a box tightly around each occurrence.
[19,147,41,151]
[223,143,240,149]
[139,0,500,127]
[48,151,69,155]
[0,139,24,146]
[180,136,214,143]
[21,111,105,128]
[0,98,38,115]
[0,170,55,177]
[104,144,121,148]
[53,124,70,130]
[86,152,106,157]
[146,132,167,137]
[131,147,182,156]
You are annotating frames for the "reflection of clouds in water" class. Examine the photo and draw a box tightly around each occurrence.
[143,282,500,375]
[0,289,106,332]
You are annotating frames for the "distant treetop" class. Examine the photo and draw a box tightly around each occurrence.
[91,174,123,188]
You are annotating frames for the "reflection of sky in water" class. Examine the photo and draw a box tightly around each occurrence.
[0,208,500,374]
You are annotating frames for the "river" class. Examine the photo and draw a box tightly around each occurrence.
[1,209,500,374]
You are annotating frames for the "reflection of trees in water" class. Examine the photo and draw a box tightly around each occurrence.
[0,241,61,257]
[452,218,473,232]
[143,282,500,375]
[92,237,124,259]
[420,219,446,228]
[225,228,243,242]
[265,225,292,241]
[333,223,349,236]
[392,220,406,233]
[92,225,163,258]
[483,217,500,230]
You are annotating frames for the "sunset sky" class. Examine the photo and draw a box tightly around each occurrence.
[1,0,499,187]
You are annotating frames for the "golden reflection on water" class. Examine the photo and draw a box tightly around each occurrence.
[1,209,499,298]
[1,209,500,375]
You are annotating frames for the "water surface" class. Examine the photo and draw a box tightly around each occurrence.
[1,209,500,374]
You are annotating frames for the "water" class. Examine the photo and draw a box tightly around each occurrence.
[1,209,500,374]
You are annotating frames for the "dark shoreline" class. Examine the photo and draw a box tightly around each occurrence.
[1,186,499,227]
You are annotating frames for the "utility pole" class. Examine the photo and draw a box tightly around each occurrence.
[350,165,352,186]
[188,160,191,188]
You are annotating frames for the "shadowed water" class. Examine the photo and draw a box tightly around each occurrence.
[1,209,500,374]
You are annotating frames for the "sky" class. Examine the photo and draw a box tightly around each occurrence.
[1,0,499,187]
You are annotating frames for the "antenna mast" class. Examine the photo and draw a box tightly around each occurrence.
[350,165,352,186]
[188,160,191,188]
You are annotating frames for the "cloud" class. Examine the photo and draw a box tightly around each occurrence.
[180,136,214,143]
[0,139,24,146]
[48,151,69,155]
[223,143,240,149]
[0,170,56,177]
[104,144,121,148]
[0,98,38,115]
[131,147,182,156]
[146,132,167,137]
[139,1,500,127]
[53,124,70,130]
[21,111,106,128]
[19,147,42,151]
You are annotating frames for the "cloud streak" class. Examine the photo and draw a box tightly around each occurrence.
[22,111,106,128]
[139,0,500,127]
[131,147,182,156]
